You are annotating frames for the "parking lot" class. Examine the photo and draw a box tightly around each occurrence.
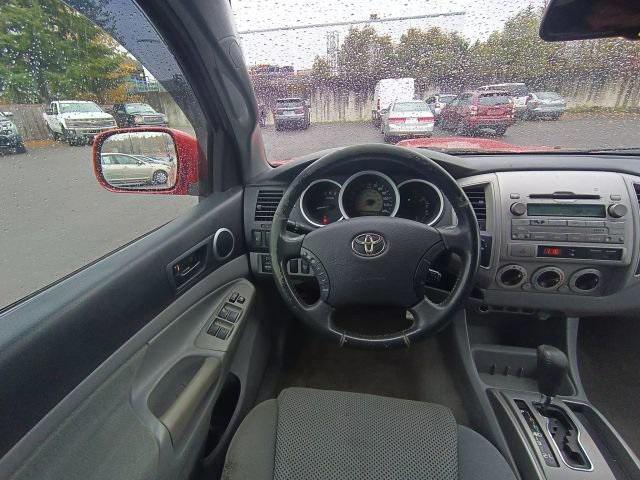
[2,114,640,307]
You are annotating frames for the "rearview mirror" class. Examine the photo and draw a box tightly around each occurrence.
[540,0,640,41]
[93,128,199,195]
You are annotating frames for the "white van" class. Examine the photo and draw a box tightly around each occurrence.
[372,78,415,127]
[477,83,529,116]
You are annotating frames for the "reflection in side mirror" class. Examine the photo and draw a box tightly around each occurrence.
[2,111,13,117]
[98,131,178,190]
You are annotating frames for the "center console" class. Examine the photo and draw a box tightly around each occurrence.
[453,312,640,480]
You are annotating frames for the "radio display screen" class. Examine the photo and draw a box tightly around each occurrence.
[527,203,606,218]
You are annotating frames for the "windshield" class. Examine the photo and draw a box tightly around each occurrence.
[393,102,430,112]
[125,103,156,114]
[233,0,640,163]
[59,102,103,114]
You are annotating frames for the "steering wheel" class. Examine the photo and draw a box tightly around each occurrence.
[269,144,479,348]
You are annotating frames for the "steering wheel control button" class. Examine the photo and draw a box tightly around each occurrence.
[301,248,330,300]
[497,265,528,289]
[351,233,387,257]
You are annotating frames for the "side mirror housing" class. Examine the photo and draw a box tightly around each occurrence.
[93,127,199,195]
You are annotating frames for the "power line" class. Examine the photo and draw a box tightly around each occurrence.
[237,11,466,35]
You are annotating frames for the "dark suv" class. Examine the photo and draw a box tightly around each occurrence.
[439,90,515,135]
[112,103,168,128]
[0,112,26,154]
[273,97,310,130]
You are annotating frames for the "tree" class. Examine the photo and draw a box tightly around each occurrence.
[311,56,334,86]
[467,7,564,89]
[0,0,133,103]
[337,27,397,90]
[396,27,469,91]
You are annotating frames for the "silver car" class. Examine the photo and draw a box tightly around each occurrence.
[100,153,175,186]
[525,92,567,120]
[381,100,435,143]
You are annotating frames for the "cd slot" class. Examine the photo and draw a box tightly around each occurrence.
[529,193,601,200]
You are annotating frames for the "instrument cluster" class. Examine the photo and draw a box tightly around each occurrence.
[299,170,445,227]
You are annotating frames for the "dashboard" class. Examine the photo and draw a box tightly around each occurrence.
[244,151,640,317]
[300,171,446,227]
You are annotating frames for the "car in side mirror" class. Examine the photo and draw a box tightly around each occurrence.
[93,127,199,195]
[2,111,14,117]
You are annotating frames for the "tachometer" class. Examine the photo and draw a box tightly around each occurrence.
[339,171,399,218]
[300,179,342,226]
[397,179,444,225]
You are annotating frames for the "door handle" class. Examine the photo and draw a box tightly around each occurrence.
[159,357,220,445]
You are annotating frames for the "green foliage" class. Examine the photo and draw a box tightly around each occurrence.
[308,7,640,93]
[311,56,333,85]
[337,26,397,89]
[0,0,133,103]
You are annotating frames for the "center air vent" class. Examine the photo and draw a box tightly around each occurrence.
[463,185,487,230]
[254,189,284,222]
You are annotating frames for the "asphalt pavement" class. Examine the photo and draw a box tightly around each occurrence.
[2,115,640,308]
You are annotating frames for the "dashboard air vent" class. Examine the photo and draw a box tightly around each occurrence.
[634,184,640,207]
[254,189,284,222]
[463,185,487,230]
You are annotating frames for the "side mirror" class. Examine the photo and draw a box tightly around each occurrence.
[93,127,199,195]
[45,109,53,115]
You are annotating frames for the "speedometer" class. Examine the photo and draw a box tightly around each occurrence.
[339,171,399,218]
[300,179,342,227]
[397,180,444,225]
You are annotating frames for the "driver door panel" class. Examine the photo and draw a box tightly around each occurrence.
[0,190,266,480]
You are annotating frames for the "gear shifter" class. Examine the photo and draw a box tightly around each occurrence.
[535,345,591,470]
[536,344,568,407]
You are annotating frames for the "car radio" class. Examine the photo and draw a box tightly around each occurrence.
[509,200,627,245]
[504,188,632,265]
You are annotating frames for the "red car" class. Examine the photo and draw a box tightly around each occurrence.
[438,90,515,136]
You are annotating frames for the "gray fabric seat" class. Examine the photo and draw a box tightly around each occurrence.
[222,387,516,480]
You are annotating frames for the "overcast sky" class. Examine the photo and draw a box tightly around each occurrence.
[232,0,546,69]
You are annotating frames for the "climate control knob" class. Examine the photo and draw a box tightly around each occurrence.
[608,203,627,218]
[510,202,527,216]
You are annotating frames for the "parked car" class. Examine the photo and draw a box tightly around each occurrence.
[439,90,515,135]
[477,82,529,117]
[43,101,117,145]
[273,98,310,130]
[425,94,457,116]
[381,100,435,142]
[372,78,415,127]
[112,103,168,127]
[525,91,567,120]
[100,152,175,186]
[0,111,26,154]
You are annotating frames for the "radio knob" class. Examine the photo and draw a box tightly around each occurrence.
[510,202,527,216]
[608,203,627,218]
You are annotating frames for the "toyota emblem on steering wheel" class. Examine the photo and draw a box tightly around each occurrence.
[352,233,386,257]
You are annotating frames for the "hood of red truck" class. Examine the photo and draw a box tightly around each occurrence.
[396,136,555,153]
